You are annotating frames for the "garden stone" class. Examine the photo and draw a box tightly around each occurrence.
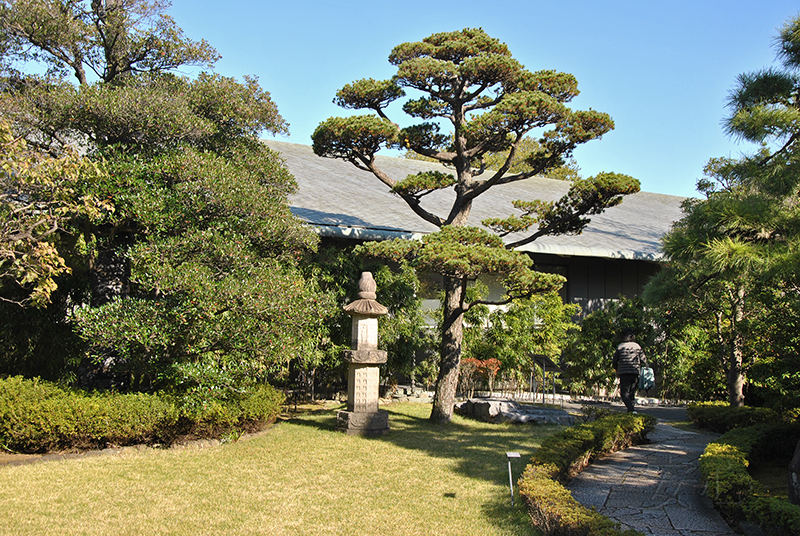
[456,398,574,425]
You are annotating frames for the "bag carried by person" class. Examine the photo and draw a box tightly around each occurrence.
[639,367,655,391]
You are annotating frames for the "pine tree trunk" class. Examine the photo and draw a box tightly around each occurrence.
[430,276,464,423]
[727,288,746,407]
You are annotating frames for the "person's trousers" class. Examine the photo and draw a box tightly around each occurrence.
[618,373,639,412]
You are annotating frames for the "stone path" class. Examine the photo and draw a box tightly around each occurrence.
[567,422,738,536]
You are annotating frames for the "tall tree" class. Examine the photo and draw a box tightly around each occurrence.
[312,28,639,422]
[645,15,800,407]
[644,170,765,407]
[0,0,324,390]
[0,0,218,85]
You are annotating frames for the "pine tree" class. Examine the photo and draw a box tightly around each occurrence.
[313,28,639,422]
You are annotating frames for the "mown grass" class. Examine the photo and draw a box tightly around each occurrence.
[0,402,564,535]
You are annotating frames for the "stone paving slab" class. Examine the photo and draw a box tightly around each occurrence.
[567,423,738,536]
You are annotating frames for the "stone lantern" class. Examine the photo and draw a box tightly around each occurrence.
[336,272,390,436]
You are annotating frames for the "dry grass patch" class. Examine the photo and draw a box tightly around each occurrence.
[0,402,564,535]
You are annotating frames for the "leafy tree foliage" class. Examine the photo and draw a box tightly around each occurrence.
[561,297,718,402]
[0,0,323,391]
[457,357,482,398]
[481,292,579,391]
[313,28,640,422]
[0,119,109,306]
[561,298,649,397]
[405,135,582,179]
[304,246,432,397]
[645,15,800,407]
[746,286,800,411]
[0,0,218,84]
[0,275,89,381]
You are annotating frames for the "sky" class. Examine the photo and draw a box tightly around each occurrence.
[168,0,800,199]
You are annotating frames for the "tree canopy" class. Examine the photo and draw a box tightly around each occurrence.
[0,118,110,306]
[404,135,583,179]
[313,28,639,422]
[0,0,218,84]
[0,0,325,391]
[644,14,800,407]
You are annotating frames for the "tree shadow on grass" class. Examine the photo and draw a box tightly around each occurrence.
[290,402,565,533]
[378,406,551,485]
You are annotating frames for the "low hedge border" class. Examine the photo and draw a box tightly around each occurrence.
[518,412,656,536]
[0,376,284,453]
[687,401,781,434]
[698,422,800,536]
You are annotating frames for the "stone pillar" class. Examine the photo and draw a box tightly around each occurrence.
[336,272,390,436]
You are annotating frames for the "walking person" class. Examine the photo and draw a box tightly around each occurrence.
[612,328,647,413]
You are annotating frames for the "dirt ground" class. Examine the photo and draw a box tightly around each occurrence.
[0,452,39,466]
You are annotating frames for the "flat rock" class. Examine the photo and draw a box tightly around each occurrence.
[456,398,574,425]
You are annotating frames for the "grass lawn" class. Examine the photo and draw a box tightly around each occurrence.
[0,402,563,536]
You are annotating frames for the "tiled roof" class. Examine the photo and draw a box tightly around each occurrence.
[266,140,687,261]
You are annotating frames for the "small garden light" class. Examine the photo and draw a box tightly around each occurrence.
[507,451,521,506]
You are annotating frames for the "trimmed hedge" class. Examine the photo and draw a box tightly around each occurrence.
[699,422,800,536]
[0,376,284,453]
[518,413,656,536]
[687,401,781,433]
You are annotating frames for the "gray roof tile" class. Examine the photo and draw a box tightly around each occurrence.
[266,140,687,260]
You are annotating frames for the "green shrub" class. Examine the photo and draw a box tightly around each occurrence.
[0,376,284,453]
[172,383,284,437]
[101,391,180,443]
[532,426,596,480]
[701,441,762,517]
[745,497,800,536]
[518,463,642,536]
[579,404,613,422]
[699,422,800,535]
[0,377,178,452]
[687,401,781,433]
[238,384,286,424]
[519,413,655,536]
[177,397,239,437]
[532,413,656,481]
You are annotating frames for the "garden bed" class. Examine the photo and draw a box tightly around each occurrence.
[0,376,283,453]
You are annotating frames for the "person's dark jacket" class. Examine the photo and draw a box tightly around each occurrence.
[613,341,647,376]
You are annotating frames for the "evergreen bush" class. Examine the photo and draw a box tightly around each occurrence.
[518,412,655,536]
[687,401,781,433]
[697,417,800,535]
[0,376,283,453]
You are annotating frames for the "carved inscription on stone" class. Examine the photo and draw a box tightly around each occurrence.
[351,317,379,350]
[352,366,379,413]
[338,272,390,436]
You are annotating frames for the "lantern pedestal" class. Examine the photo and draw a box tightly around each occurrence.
[336,272,390,437]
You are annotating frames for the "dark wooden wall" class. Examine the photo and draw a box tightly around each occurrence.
[529,253,660,315]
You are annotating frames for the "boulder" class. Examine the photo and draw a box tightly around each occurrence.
[456,398,574,425]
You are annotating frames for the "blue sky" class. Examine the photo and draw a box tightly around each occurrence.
[169,1,799,198]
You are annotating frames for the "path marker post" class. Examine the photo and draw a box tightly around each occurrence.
[507,451,521,505]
